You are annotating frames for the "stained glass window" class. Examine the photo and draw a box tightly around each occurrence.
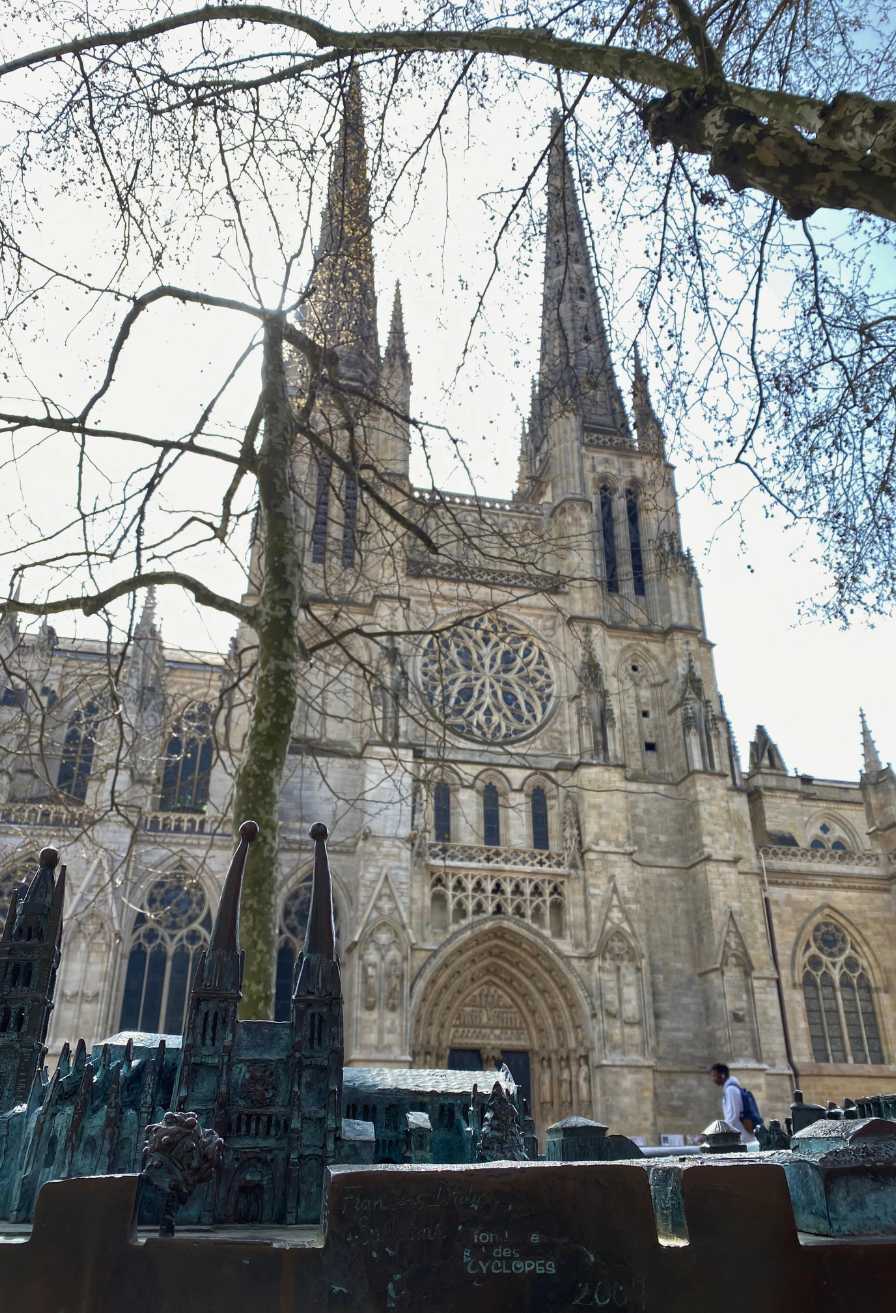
[341,470,359,567]
[57,702,100,801]
[531,787,549,850]
[419,616,554,744]
[625,489,646,597]
[802,920,884,1064]
[310,457,332,564]
[119,873,211,1034]
[159,704,213,813]
[482,783,501,847]
[433,782,452,843]
[600,487,618,594]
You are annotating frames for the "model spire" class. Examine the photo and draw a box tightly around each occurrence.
[294,823,340,996]
[533,113,630,444]
[197,820,258,995]
[632,345,667,458]
[305,65,379,392]
[860,708,884,774]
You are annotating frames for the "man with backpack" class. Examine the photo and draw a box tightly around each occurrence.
[709,1063,763,1145]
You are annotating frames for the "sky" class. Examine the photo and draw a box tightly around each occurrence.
[1,26,893,784]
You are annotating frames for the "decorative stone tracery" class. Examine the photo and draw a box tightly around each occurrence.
[429,870,567,937]
[419,615,555,743]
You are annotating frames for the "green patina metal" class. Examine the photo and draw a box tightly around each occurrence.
[0,825,524,1227]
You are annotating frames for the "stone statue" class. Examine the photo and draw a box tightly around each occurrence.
[385,957,402,1013]
[539,1056,552,1105]
[141,1111,223,1237]
[363,957,378,1011]
[380,643,407,743]
[577,1055,591,1108]
[562,796,583,869]
[559,1056,572,1108]
[476,1081,527,1162]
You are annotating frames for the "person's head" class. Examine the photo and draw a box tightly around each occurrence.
[709,1062,730,1087]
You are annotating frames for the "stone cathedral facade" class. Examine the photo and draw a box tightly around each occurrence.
[1,76,894,1141]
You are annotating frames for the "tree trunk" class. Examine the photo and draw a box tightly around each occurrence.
[232,317,302,1018]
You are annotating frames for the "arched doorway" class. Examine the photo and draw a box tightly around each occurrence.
[410,919,594,1133]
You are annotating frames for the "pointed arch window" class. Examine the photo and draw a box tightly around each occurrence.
[341,470,359,567]
[310,457,332,564]
[599,486,618,594]
[57,701,100,801]
[433,781,452,844]
[482,783,501,847]
[274,880,342,1022]
[802,919,884,1064]
[119,874,211,1034]
[531,786,549,850]
[625,489,646,597]
[159,703,213,813]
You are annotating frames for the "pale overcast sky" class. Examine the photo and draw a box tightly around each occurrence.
[1,41,892,784]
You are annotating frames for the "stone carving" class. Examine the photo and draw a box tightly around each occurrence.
[577,1055,591,1109]
[475,1081,528,1162]
[385,955,402,1013]
[378,643,407,743]
[433,868,567,934]
[601,930,645,1057]
[562,797,583,869]
[419,615,555,744]
[448,983,529,1049]
[577,629,615,761]
[141,1111,223,1237]
[539,1056,553,1106]
[721,917,758,1060]
[559,1057,572,1108]
[363,956,378,1011]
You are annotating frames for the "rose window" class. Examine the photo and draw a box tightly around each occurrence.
[419,616,554,743]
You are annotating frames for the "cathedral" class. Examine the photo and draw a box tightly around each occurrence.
[0,72,894,1144]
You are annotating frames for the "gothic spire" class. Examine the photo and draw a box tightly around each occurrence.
[534,113,630,444]
[197,819,258,995]
[306,65,379,392]
[860,708,884,774]
[294,823,340,996]
[135,586,157,639]
[632,345,667,458]
[384,282,410,376]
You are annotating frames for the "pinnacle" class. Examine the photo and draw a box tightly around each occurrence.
[384,282,410,370]
[860,707,883,774]
[135,585,158,637]
[631,344,666,458]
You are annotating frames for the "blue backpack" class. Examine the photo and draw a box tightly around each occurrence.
[740,1086,764,1131]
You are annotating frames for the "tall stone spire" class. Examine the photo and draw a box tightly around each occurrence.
[632,345,667,458]
[305,66,379,392]
[532,113,630,448]
[860,708,884,774]
[122,585,166,784]
[384,282,410,375]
